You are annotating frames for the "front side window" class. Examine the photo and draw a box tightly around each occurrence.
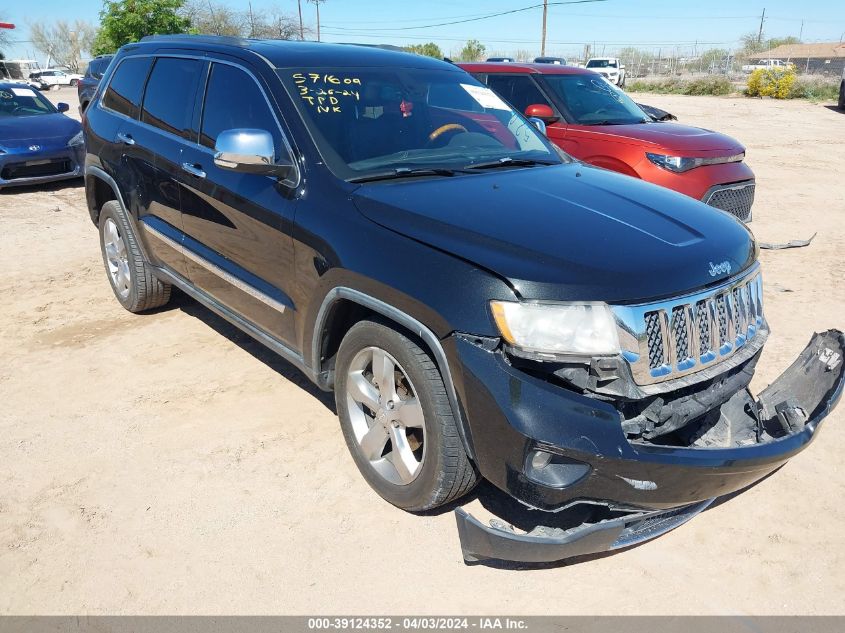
[278,67,559,179]
[0,86,57,117]
[200,63,281,154]
[102,56,153,119]
[141,57,204,140]
[484,74,552,114]
[542,74,647,126]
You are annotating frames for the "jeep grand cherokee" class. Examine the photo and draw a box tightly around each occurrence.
[82,36,844,564]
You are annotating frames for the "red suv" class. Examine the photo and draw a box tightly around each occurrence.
[460,63,756,222]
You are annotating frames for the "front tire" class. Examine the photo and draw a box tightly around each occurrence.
[335,319,477,511]
[98,200,171,313]
[70,79,79,87]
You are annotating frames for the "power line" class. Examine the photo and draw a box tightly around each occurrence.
[323,0,609,32]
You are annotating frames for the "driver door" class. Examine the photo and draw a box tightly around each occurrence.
[178,60,300,348]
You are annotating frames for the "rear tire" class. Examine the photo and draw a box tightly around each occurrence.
[70,79,79,87]
[335,319,477,511]
[98,200,171,313]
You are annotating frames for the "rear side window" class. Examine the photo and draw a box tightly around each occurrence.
[102,56,153,119]
[200,63,281,153]
[141,57,204,140]
[87,57,112,80]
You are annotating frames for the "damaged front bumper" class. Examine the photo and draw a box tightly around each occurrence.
[456,499,714,564]
[450,330,844,564]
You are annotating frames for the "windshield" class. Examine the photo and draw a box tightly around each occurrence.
[586,59,617,69]
[542,74,648,126]
[0,86,57,117]
[277,67,560,179]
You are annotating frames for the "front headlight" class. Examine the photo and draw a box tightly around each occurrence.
[67,131,84,147]
[646,152,745,173]
[490,301,620,356]
[646,153,697,173]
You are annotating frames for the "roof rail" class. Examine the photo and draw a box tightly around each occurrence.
[139,34,251,46]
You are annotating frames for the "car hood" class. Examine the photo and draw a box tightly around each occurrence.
[0,113,81,144]
[352,162,756,304]
[572,122,744,154]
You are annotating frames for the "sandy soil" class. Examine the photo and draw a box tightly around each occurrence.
[1,87,844,615]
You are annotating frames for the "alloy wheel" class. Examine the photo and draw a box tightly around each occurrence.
[345,346,426,486]
[103,217,130,300]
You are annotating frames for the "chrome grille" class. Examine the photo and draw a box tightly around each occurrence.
[644,311,665,369]
[614,268,765,386]
[704,182,755,222]
[670,306,691,362]
[694,300,710,356]
[715,294,729,345]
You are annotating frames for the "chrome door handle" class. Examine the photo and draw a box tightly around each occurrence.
[116,132,135,145]
[181,162,206,179]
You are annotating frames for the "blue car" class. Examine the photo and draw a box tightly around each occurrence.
[0,81,84,190]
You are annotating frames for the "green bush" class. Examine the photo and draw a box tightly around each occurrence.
[787,77,840,101]
[628,76,734,96]
[682,76,734,96]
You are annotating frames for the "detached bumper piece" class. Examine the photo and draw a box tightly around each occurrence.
[456,499,713,564]
[454,330,844,564]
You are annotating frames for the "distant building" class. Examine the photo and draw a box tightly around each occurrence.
[748,42,845,75]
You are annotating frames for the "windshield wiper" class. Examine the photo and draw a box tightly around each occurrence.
[348,167,461,183]
[465,157,555,170]
[585,119,647,126]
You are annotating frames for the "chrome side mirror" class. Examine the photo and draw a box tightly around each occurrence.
[213,128,292,177]
[527,117,547,136]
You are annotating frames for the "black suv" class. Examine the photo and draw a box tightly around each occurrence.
[78,54,114,114]
[83,36,844,564]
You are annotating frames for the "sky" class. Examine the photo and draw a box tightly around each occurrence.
[2,0,844,62]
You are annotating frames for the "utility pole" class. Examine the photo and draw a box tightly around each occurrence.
[248,1,255,38]
[757,8,766,46]
[298,0,304,40]
[541,0,548,57]
[798,20,804,41]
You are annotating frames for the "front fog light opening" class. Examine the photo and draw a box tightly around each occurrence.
[525,449,591,489]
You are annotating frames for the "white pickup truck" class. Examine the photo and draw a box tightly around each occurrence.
[742,59,793,73]
[585,57,626,87]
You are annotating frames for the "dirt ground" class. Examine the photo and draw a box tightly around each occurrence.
[1,87,844,615]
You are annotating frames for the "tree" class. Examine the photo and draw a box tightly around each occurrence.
[179,2,304,39]
[698,48,731,73]
[181,0,244,36]
[404,42,442,59]
[458,39,485,62]
[0,15,11,52]
[92,0,191,55]
[244,5,304,39]
[29,20,97,72]
[767,36,801,49]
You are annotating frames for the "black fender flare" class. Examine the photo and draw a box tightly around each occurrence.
[312,287,476,460]
[85,165,152,262]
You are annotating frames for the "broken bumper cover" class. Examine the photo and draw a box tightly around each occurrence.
[456,499,714,563]
[451,330,844,563]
